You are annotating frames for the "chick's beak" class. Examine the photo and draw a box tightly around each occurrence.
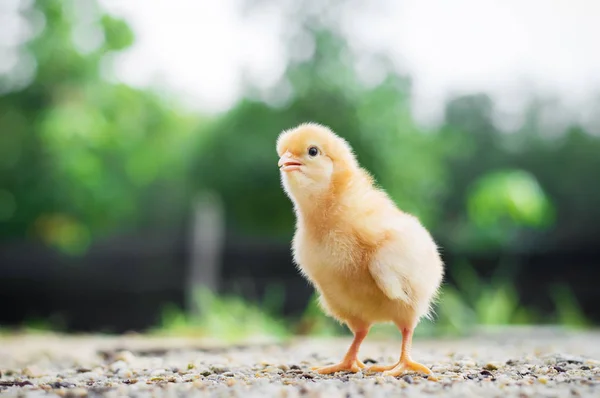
[278,152,303,172]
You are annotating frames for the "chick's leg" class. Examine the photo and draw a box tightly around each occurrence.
[382,327,432,377]
[312,324,370,374]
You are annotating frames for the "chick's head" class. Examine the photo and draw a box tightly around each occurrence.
[276,123,357,200]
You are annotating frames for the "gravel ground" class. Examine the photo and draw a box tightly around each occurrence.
[1,328,599,397]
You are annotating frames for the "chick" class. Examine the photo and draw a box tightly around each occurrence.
[276,123,444,377]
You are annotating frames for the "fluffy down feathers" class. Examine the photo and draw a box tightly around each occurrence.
[277,122,444,330]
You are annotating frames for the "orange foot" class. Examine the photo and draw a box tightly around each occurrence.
[382,358,432,377]
[365,362,398,373]
[311,359,366,374]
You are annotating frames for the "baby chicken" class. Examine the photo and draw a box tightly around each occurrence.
[276,123,444,377]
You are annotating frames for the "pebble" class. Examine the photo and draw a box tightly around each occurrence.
[209,366,230,374]
[484,362,501,371]
[117,369,133,378]
[22,366,44,377]
[226,378,237,387]
[109,361,127,372]
[150,369,166,377]
[114,350,135,363]
[264,366,283,374]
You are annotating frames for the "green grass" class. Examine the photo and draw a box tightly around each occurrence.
[151,287,291,342]
[0,316,62,336]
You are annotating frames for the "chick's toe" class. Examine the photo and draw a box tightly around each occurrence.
[365,362,399,373]
[382,358,432,377]
[311,359,364,374]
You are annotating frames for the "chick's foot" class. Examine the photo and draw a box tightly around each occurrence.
[311,359,365,374]
[382,358,432,377]
[365,362,398,373]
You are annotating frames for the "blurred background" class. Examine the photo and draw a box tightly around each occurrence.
[1,0,599,341]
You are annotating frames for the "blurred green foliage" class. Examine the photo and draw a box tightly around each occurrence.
[0,0,199,253]
[2,0,599,255]
[466,169,555,249]
[153,288,290,342]
[0,0,599,335]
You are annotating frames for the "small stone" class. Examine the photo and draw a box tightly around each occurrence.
[109,361,127,372]
[480,370,493,378]
[75,368,91,374]
[114,350,135,363]
[555,374,567,383]
[338,374,350,382]
[538,377,548,384]
[557,355,584,364]
[290,365,301,370]
[34,386,50,393]
[263,366,282,374]
[209,366,230,374]
[22,366,43,377]
[278,364,289,372]
[484,363,500,371]
[226,378,236,387]
[402,375,413,384]
[455,360,477,369]
[553,366,566,373]
[49,381,75,389]
[117,369,133,379]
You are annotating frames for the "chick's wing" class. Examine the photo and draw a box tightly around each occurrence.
[368,241,414,304]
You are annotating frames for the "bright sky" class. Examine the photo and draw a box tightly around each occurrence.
[83,0,600,129]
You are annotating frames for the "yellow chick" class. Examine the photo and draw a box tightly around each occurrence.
[276,123,444,377]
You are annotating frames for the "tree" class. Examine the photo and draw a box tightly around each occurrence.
[0,0,198,254]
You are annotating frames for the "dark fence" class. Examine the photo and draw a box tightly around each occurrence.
[1,231,599,333]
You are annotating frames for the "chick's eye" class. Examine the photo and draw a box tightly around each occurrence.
[308,146,319,157]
